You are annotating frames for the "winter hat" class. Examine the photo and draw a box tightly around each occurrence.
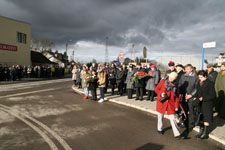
[168,61,175,66]
[176,64,184,68]
[150,64,156,68]
[169,72,178,80]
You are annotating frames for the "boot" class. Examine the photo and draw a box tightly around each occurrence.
[200,126,209,139]
[196,124,204,138]
[147,91,150,100]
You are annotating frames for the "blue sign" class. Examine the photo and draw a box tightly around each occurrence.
[119,57,125,64]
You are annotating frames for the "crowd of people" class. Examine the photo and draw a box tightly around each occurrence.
[72,61,225,140]
[0,64,65,81]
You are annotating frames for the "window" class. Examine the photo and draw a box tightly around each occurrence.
[17,32,27,44]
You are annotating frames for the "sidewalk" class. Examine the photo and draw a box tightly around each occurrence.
[72,86,225,147]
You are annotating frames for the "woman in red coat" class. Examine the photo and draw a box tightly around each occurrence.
[155,72,181,139]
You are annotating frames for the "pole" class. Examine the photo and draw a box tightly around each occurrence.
[73,50,74,61]
[201,47,204,70]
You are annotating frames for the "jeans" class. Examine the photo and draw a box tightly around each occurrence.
[99,87,104,99]
[84,87,89,96]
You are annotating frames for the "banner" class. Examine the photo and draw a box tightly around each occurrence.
[0,43,17,52]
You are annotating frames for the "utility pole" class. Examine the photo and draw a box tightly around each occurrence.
[132,44,135,62]
[105,37,109,64]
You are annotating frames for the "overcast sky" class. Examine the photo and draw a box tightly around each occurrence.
[1,0,225,62]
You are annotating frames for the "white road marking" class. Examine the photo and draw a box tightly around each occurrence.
[0,107,59,150]
[0,88,58,99]
[0,78,71,92]
[0,104,72,150]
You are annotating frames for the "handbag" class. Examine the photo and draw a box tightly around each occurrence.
[160,93,169,103]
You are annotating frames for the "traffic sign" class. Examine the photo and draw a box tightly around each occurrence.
[119,52,125,58]
[201,41,216,70]
[203,42,216,48]
[119,57,125,64]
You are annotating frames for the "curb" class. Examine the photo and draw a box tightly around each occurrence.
[72,87,225,146]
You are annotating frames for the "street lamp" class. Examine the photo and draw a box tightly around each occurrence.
[66,39,72,56]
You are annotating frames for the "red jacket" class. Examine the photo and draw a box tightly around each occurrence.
[155,80,179,115]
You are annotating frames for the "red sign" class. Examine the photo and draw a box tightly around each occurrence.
[118,52,125,58]
[0,43,17,52]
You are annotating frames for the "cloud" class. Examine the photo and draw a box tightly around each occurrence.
[1,0,225,62]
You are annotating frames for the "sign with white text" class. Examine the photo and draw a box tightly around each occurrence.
[203,42,216,48]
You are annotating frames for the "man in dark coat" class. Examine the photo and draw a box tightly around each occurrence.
[134,63,146,100]
[178,64,199,137]
[176,64,185,86]
[122,64,128,93]
[109,63,117,95]
[206,64,218,84]
[116,66,125,96]
[165,61,177,78]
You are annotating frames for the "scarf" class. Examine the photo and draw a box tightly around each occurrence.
[222,71,225,76]
[149,70,154,77]
[164,77,177,96]
[200,80,204,86]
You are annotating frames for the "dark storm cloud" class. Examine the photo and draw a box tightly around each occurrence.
[1,0,225,56]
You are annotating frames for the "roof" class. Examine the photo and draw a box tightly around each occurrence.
[0,15,31,25]
[31,51,56,64]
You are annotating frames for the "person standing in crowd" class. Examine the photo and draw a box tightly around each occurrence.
[134,63,146,100]
[116,65,125,96]
[109,63,117,95]
[98,66,106,103]
[27,66,32,78]
[146,65,159,101]
[3,65,10,81]
[12,65,17,81]
[155,72,181,139]
[165,61,176,78]
[76,65,82,88]
[103,65,109,94]
[0,64,3,81]
[175,64,185,85]
[17,65,23,81]
[126,65,134,99]
[88,70,98,101]
[178,64,199,137]
[206,64,218,84]
[23,65,27,78]
[215,62,225,119]
[122,64,128,93]
[72,65,77,87]
[81,69,89,99]
[195,70,216,139]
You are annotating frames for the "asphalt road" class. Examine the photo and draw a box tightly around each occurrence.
[0,79,224,150]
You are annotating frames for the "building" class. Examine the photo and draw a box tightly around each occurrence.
[0,16,31,66]
[42,50,67,67]
[153,56,207,70]
[31,51,56,66]
[216,53,225,67]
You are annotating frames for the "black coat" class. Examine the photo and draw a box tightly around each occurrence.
[116,69,125,84]
[109,68,117,85]
[88,79,98,90]
[176,70,185,87]
[196,78,216,123]
[134,68,146,88]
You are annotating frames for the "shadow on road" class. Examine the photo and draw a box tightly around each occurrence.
[135,142,164,150]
